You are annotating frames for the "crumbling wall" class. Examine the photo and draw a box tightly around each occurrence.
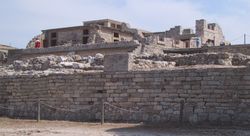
[132,52,250,71]
[97,28,134,43]
[8,41,139,63]
[0,51,7,65]
[166,26,182,38]
[57,29,83,45]
[164,44,250,56]
[196,19,225,46]
[0,68,250,125]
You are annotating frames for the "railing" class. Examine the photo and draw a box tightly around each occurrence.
[0,99,148,125]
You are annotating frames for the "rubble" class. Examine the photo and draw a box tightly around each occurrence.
[3,50,250,75]
[0,53,104,76]
[132,52,250,70]
[12,54,104,71]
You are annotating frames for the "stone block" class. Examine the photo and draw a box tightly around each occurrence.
[104,53,131,72]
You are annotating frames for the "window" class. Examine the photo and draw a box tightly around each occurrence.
[159,37,164,42]
[51,39,57,46]
[206,39,215,46]
[175,40,179,44]
[114,32,119,38]
[83,29,89,35]
[117,25,122,29]
[43,40,48,48]
[83,37,89,44]
[111,23,116,28]
[98,22,104,26]
[51,32,57,38]
[208,25,215,30]
[211,26,215,30]
[114,39,119,42]
[185,41,190,48]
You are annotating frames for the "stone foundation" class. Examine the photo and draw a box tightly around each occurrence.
[1,67,250,125]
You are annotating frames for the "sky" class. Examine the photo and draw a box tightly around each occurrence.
[0,0,250,48]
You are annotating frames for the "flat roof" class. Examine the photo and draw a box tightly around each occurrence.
[42,24,134,35]
[0,44,16,49]
[42,26,84,32]
[83,19,126,25]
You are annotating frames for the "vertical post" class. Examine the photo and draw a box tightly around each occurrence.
[37,99,40,122]
[179,100,184,124]
[101,99,104,125]
[244,34,247,45]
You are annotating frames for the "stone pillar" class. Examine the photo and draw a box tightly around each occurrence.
[104,53,132,72]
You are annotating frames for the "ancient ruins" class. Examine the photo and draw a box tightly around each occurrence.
[0,19,250,126]
[0,44,16,65]
[27,19,228,49]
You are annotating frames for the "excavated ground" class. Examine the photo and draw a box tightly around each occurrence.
[0,118,250,136]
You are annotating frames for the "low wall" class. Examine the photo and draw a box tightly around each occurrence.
[7,41,139,63]
[164,44,250,55]
[0,67,250,125]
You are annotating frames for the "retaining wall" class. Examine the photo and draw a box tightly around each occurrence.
[0,67,250,125]
[7,41,139,63]
[164,44,250,55]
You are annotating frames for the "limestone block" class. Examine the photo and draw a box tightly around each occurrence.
[104,53,131,72]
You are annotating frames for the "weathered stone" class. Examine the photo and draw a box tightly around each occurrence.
[104,53,131,72]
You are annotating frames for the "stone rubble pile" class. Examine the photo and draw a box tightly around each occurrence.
[133,52,250,70]
[0,53,104,76]
[133,59,176,70]
[12,53,104,71]
[163,52,233,66]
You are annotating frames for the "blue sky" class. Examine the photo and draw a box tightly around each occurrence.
[1,0,250,48]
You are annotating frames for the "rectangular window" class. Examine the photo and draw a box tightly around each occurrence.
[117,25,122,29]
[98,22,104,26]
[51,32,57,38]
[185,41,190,48]
[159,37,164,42]
[51,39,57,46]
[83,37,89,44]
[208,25,215,30]
[43,40,48,48]
[111,23,116,28]
[114,32,119,38]
[83,29,89,35]
[114,39,119,42]
[175,40,179,44]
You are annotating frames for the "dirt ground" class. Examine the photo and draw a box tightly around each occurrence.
[0,117,250,136]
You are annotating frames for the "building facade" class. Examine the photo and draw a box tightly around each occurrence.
[32,19,227,49]
[42,19,135,48]
[196,19,225,46]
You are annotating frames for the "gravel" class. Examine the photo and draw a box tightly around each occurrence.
[0,118,249,136]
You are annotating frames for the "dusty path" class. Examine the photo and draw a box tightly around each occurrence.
[0,117,249,136]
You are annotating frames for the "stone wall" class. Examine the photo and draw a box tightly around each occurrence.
[0,51,7,65]
[207,45,250,55]
[8,41,139,63]
[0,67,250,125]
[196,19,225,46]
[98,27,134,43]
[43,26,84,47]
[42,19,135,48]
[57,29,83,45]
[164,44,250,55]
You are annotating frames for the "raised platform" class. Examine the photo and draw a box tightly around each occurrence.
[8,41,140,63]
[164,44,250,55]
